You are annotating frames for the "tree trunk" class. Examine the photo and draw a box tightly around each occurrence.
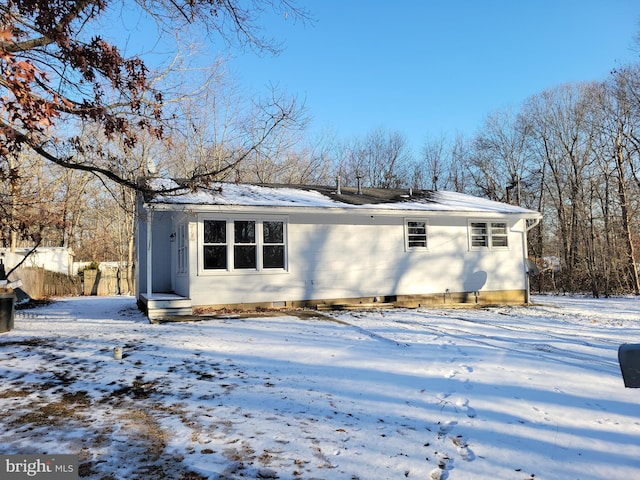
[615,136,640,295]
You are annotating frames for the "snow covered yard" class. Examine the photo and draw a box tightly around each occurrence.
[0,296,639,480]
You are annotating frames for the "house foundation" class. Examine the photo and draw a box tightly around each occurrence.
[189,289,528,313]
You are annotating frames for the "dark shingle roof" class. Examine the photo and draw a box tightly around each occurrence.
[255,184,434,205]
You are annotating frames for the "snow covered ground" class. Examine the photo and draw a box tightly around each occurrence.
[1,295,639,479]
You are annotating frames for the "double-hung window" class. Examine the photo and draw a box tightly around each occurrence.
[263,221,285,268]
[405,219,428,251]
[469,221,509,250]
[234,220,257,269]
[202,218,287,272]
[203,220,228,269]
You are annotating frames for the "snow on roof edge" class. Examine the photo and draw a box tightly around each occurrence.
[145,179,540,215]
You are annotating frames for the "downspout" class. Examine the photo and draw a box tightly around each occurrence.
[146,206,153,299]
[523,216,541,304]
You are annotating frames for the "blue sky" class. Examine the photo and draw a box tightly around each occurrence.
[226,0,640,153]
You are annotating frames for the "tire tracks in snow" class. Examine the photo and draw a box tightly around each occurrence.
[326,312,412,348]
[395,314,619,374]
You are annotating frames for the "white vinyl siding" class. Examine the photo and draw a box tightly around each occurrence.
[181,210,530,308]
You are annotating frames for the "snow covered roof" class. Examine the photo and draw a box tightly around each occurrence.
[145,179,539,215]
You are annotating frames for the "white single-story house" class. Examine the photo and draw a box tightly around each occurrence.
[135,181,541,318]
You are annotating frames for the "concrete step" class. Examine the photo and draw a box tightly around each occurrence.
[141,293,193,319]
[148,306,193,319]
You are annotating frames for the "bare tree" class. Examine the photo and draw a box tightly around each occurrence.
[466,108,534,204]
[522,83,605,294]
[0,0,308,195]
[336,128,413,188]
[416,134,449,190]
[597,68,640,294]
[447,133,471,193]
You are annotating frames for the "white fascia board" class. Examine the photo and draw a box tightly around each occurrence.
[148,202,540,220]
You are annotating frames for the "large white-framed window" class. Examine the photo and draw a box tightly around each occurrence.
[469,220,509,250]
[405,219,428,251]
[201,217,287,273]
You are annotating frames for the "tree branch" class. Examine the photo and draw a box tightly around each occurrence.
[5,236,42,280]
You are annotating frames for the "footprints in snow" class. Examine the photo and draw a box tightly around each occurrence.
[445,364,473,379]
[428,347,477,477]
[436,392,477,418]
[441,362,476,417]
[455,397,477,418]
[427,421,476,480]
[446,363,472,374]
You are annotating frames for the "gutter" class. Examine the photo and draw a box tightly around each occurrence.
[145,201,540,219]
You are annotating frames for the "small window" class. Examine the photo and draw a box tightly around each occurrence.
[203,220,227,269]
[470,222,488,248]
[469,221,509,250]
[491,222,508,247]
[405,220,428,250]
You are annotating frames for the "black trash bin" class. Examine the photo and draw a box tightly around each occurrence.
[618,343,640,388]
[0,290,15,333]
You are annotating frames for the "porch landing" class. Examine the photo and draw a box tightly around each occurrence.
[139,293,192,319]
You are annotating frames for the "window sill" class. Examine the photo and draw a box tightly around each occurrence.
[198,269,289,276]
